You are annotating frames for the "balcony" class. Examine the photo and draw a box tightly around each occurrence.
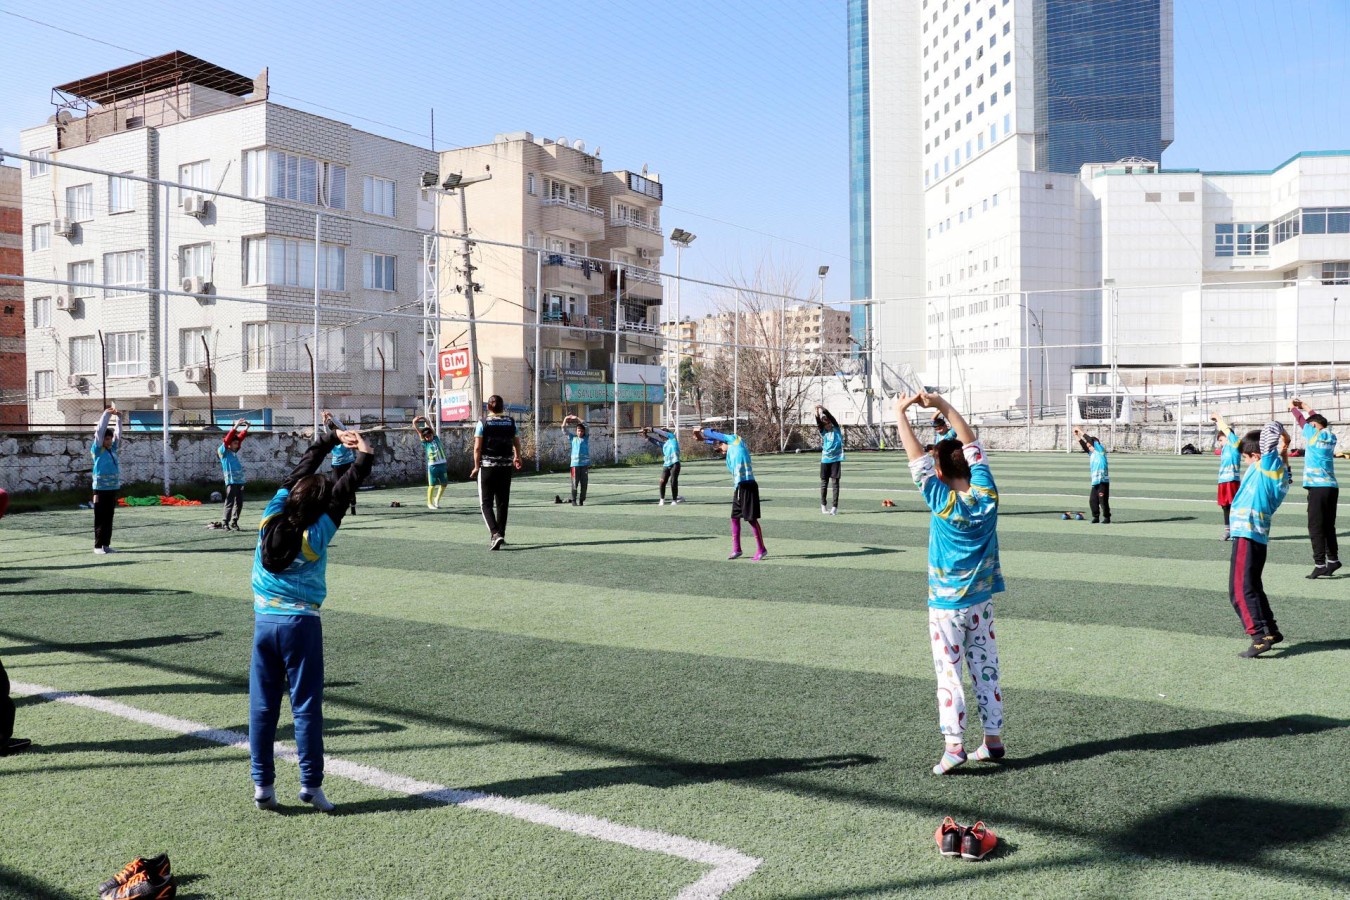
[607,218,664,256]
[541,253,606,294]
[540,311,606,347]
[540,198,606,240]
[621,265,663,300]
[618,316,663,353]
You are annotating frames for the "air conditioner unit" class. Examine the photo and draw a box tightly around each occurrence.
[67,374,89,391]
[146,378,159,395]
[55,295,77,312]
[181,276,212,296]
[182,194,210,218]
[53,217,76,238]
[184,366,208,384]
[637,248,650,260]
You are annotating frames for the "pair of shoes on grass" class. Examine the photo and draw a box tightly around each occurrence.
[935,817,998,861]
[254,784,334,813]
[98,853,174,899]
[1239,630,1284,658]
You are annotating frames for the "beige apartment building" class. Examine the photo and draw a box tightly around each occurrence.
[669,304,852,372]
[436,132,666,425]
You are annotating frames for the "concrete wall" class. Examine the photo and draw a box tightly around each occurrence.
[0,424,663,494]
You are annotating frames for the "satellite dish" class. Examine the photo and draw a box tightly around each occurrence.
[56,110,74,125]
[557,136,568,148]
[592,145,601,157]
[641,164,648,175]
[573,139,585,151]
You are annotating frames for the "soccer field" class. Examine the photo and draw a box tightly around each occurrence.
[2,451,1348,899]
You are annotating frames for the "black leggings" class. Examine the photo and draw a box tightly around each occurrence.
[1,656,14,743]
[660,463,681,500]
[1090,483,1111,522]
[93,489,117,548]
[1307,486,1340,566]
[820,462,841,508]
[478,466,513,538]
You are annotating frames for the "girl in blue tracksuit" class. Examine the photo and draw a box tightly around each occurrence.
[815,405,845,515]
[249,427,373,813]
[562,414,591,505]
[643,427,682,505]
[693,427,766,560]
[324,412,359,515]
[1290,400,1341,577]
[91,406,122,554]
[1073,428,1111,524]
[217,418,251,530]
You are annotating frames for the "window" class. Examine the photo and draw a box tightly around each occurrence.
[31,223,50,251]
[1179,192,1195,203]
[1322,262,1350,286]
[244,150,346,208]
[179,160,212,204]
[66,184,94,221]
[363,176,396,217]
[181,327,211,366]
[106,331,147,377]
[109,173,136,213]
[104,251,146,298]
[1215,223,1269,257]
[1303,207,1350,235]
[33,370,54,400]
[29,149,50,177]
[1273,210,1300,244]
[70,336,97,375]
[33,297,52,328]
[177,243,212,281]
[69,261,95,299]
[363,331,396,370]
[363,253,396,291]
[246,237,346,289]
[1145,192,1162,203]
[527,173,537,195]
[244,323,344,373]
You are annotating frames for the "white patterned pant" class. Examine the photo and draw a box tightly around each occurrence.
[929,602,1003,740]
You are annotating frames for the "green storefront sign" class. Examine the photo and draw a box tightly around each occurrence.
[563,383,666,403]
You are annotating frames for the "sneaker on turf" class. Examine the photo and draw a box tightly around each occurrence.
[489,534,505,551]
[1266,629,1285,646]
[1327,559,1343,576]
[1222,528,1231,541]
[98,855,171,898]
[829,507,838,516]
[674,497,685,504]
[728,550,743,560]
[658,498,666,505]
[1239,636,1275,658]
[821,504,829,514]
[934,816,965,858]
[104,871,175,900]
[1306,566,1329,580]
[93,547,108,555]
[960,821,998,861]
[299,786,335,812]
[752,548,768,561]
[2,737,32,756]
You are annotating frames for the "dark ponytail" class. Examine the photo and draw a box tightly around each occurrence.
[260,474,332,573]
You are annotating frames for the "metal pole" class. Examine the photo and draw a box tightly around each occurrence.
[613,264,621,464]
[733,290,740,435]
[1334,296,1341,418]
[160,183,171,494]
[459,189,483,417]
[864,301,874,430]
[1293,279,1301,392]
[779,293,786,451]
[1022,299,1029,446]
[819,271,827,406]
[313,212,322,438]
[97,329,107,410]
[534,248,543,471]
[1109,287,1118,448]
[377,346,386,428]
[201,335,214,427]
[673,244,682,434]
[1198,284,1205,434]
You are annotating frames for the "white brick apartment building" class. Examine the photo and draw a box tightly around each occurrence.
[20,52,435,429]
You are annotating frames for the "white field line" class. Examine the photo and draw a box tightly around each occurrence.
[599,483,1215,504]
[11,681,762,900]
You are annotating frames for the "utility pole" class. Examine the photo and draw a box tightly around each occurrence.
[436,172,492,417]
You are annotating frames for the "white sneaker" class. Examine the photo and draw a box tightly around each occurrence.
[658,498,666,506]
[829,507,838,516]
[674,497,684,504]
[299,786,335,812]
[93,547,107,555]
[427,502,436,510]
[821,505,829,515]
[103,547,118,553]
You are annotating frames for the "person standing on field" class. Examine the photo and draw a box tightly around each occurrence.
[472,395,523,550]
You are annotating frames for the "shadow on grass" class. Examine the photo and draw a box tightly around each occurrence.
[998,715,1349,770]
[506,535,709,551]
[1,632,222,657]
[781,547,902,561]
[0,863,79,899]
[1115,795,1346,863]
[0,587,194,599]
[1112,516,1197,525]
[1274,639,1350,658]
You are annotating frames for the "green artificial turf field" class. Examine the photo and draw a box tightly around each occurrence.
[2,450,1348,899]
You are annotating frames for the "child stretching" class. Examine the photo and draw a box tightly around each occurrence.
[91,406,123,554]
[1227,422,1292,657]
[693,427,766,560]
[1290,400,1341,578]
[217,418,251,530]
[642,427,682,504]
[413,415,449,509]
[1210,412,1242,540]
[896,392,1004,775]
[562,414,591,506]
[815,405,845,515]
[249,426,373,813]
[1072,427,1111,524]
[323,412,359,516]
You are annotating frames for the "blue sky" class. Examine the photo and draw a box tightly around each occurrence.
[1,0,1347,314]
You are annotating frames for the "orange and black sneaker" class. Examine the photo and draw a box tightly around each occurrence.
[934,816,965,857]
[99,855,171,898]
[105,871,175,900]
[960,821,998,861]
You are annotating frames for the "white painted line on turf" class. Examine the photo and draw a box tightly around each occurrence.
[11,681,762,899]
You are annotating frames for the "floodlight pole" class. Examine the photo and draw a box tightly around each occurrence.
[670,229,696,437]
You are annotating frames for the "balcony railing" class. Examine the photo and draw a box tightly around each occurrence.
[542,197,605,217]
[612,217,663,235]
[625,266,661,284]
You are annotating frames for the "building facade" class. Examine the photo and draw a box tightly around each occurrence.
[437,132,666,426]
[849,0,1174,414]
[0,165,26,427]
[20,52,435,429]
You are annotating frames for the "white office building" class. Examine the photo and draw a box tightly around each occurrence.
[20,52,436,428]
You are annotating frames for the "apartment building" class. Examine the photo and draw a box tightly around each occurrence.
[437,132,666,426]
[0,165,25,427]
[21,52,436,428]
[678,305,852,372]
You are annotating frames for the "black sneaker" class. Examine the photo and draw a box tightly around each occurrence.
[1267,630,1285,646]
[934,817,964,857]
[2,737,31,756]
[1306,566,1329,580]
[105,872,175,900]
[1239,636,1274,658]
[1327,560,1343,576]
[489,534,505,551]
[98,854,171,898]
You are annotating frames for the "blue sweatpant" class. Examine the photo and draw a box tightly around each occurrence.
[249,614,324,789]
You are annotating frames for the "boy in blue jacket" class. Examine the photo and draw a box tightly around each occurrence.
[1073,427,1111,524]
[91,406,123,554]
[217,418,251,530]
[1228,422,1292,658]
[1290,400,1341,578]
[642,426,683,505]
[693,427,766,560]
[562,414,591,506]
[249,426,373,813]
